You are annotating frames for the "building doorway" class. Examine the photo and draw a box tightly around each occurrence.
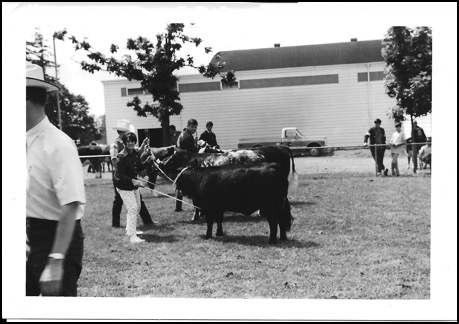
[138,128,163,148]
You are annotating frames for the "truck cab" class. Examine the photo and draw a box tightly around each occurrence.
[237,127,327,156]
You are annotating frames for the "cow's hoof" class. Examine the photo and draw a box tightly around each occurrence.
[280,236,288,241]
[204,235,211,240]
[174,209,183,212]
[216,231,224,237]
[268,240,277,245]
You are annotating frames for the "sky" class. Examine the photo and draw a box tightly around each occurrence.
[11,2,449,118]
[3,2,458,321]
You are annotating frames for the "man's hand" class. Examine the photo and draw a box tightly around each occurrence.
[39,259,64,296]
[363,142,368,147]
[142,138,150,147]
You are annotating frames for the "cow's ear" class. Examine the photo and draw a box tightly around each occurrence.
[189,159,199,169]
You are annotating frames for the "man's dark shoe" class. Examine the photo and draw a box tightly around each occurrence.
[384,169,389,176]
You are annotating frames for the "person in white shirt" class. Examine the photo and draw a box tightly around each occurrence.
[26,64,86,296]
[389,122,407,176]
[419,137,432,169]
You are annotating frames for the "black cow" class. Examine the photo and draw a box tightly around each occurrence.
[78,145,103,178]
[161,145,297,183]
[174,162,293,244]
[160,145,297,219]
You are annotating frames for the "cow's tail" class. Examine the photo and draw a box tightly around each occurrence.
[284,146,299,190]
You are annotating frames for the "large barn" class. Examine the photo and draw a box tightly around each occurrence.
[102,39,431,149]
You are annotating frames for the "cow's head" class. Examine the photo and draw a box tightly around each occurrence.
[159,149,191,176]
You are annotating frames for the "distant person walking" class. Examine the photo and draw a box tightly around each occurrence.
[364,118,389,176]
[389,122,407,176]
[26,64,85,296]
[411,121,427,174]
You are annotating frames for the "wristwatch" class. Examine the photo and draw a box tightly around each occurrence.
[48,253,65,260]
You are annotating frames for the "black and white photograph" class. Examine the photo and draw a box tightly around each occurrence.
[3,2,457,321]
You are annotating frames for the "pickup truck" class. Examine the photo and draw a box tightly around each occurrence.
[237,127,328,156]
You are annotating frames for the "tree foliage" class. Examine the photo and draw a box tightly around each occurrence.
[382,26,432,122]
[27,29,99,145]
[54,23,237,146]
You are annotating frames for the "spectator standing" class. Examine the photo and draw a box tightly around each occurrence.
[110,120,155,228]
[26,64,85,296]
[175,119,199,214]
[199,121,219,148]
[364,119,389,176]
[411,121,427,174]
[169,125,180,147]
[418,137,432,169]
[389,122,407,176]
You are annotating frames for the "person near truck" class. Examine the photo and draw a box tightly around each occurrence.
[364,118,389,176]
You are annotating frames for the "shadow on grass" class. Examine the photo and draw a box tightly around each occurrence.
[140,234,179,243]
[202,234,319,248]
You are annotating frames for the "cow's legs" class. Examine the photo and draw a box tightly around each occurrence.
[264,209,278,244]
[215,212,224,237]
[205,212,214,240]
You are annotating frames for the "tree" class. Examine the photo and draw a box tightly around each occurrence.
[382,26,432,126]
[26,29,99,145]
[54,23,237,146]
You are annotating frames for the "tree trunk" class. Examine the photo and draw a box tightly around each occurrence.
[161,114,171,147]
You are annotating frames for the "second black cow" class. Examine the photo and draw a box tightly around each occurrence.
[174,162,293,244]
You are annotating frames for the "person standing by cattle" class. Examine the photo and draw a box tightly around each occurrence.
[114,132,148,244]
[110,120,155,228]
[175,119,199,214]
[169,125,180,147]
[199,121,219,148]
[26,64,85,296]
[389,122,407,176]
[364,119,389,176]
[411,121,428,174]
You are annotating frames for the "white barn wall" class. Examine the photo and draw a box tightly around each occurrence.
[103,61,431,149]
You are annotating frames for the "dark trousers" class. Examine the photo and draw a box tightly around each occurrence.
[112,173,153,227]
[370,146,386,173]
[26,218,84,296]
[412,144,422,171]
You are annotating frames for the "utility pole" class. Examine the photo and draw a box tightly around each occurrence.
[53,35,63,130]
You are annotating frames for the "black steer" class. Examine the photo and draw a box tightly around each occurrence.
[174,162,293,244]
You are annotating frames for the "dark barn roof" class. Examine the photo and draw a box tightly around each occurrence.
[210,40,384,72]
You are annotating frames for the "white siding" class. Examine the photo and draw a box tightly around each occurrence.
[102,62,431,149]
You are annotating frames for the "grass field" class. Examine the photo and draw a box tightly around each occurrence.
[78,153,431,298]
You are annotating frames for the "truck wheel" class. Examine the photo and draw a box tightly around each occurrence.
[308,145,321,157]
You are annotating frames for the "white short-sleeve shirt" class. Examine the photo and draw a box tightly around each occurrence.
[26,116,86,221]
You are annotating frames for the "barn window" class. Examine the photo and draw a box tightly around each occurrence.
[240,74,339,89]
[127,88,145,96]
[221,80,239,90]
[179,82,221,93]
[358,71,385,82]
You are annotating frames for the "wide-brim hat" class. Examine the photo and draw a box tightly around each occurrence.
[26,64,60,92]
[113,119,131,132]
